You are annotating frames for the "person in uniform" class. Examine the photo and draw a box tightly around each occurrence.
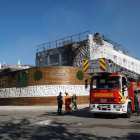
[65,91,71,114]
[134,91,139,116]
[57,92,63,115]
[71,93,77,109]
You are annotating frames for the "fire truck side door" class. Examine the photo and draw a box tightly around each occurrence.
[122,77,128,98]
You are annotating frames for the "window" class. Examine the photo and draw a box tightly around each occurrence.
[122,77,126,87]
[90,76,120,90]
[61,52,67,62]
[114,55,117,63]
[49,55,53,65]
[49,54,59,65]
[53,54,59,64]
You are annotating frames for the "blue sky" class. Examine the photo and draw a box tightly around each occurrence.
[0,0,140,66]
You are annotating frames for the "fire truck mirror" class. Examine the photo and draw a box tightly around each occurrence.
[126,81,130,88]
[85,79,88,89]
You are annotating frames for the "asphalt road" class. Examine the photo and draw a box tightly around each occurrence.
[0,105,140,140]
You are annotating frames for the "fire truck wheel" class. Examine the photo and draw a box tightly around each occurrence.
[125,103,132,118]
[93,113,101,118]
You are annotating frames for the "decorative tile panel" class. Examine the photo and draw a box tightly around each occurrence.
[0,85,90,98]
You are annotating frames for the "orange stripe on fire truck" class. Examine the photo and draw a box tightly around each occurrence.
[100,62,105,69]
[118,91,122,96]
[100,58,105,71]
[100,58,105,63]
[84,60,89,72]
[118,90,123,103]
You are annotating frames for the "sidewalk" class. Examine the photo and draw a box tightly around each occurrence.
[0,104,89,112]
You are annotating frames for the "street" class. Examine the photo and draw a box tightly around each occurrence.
[0,105,140,140]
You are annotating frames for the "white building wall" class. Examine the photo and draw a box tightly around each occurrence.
[0,85,89,98]
[88,34,140,74]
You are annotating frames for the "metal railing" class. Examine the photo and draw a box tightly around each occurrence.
[101,35,140,60]
[37,31,90,53]
[102,35,130,55]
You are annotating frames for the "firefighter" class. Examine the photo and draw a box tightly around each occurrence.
[65,91,71,114]
[122,85,127,97]
[71,93,77,110]
[134,91,139,116]
[57,92,63,115]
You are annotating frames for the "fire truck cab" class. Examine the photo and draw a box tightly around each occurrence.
[85,58,140,118]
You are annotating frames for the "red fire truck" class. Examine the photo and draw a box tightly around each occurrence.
[84,58,140,118]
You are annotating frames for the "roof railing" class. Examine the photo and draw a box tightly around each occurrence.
[102,35,130,55]
[37,31,90,53]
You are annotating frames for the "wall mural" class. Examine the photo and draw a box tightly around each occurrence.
[0,85,89,98]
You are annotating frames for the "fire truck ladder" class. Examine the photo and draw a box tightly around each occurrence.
[85,58,140,81]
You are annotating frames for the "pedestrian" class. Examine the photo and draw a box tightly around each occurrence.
[71,93,77,110]
[57,92,63,115]
[65,91,71,114]
[134,91,139,116]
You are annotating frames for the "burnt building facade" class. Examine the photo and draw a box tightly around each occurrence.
[36,31,90,67]
[36,31,131,69]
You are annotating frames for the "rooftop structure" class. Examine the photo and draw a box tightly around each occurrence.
[36,31,90,67]
[36,31,140,74]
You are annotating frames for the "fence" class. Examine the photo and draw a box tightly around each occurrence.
[37,31,90,53]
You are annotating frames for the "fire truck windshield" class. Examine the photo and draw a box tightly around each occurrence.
[90,76,121,90]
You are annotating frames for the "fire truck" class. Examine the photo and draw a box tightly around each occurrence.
[84,58,140,118]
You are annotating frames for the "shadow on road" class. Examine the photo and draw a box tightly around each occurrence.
[43,107,93,118]
[43,107,120,119]
[129,120,140,124]
[0,118,140,140]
